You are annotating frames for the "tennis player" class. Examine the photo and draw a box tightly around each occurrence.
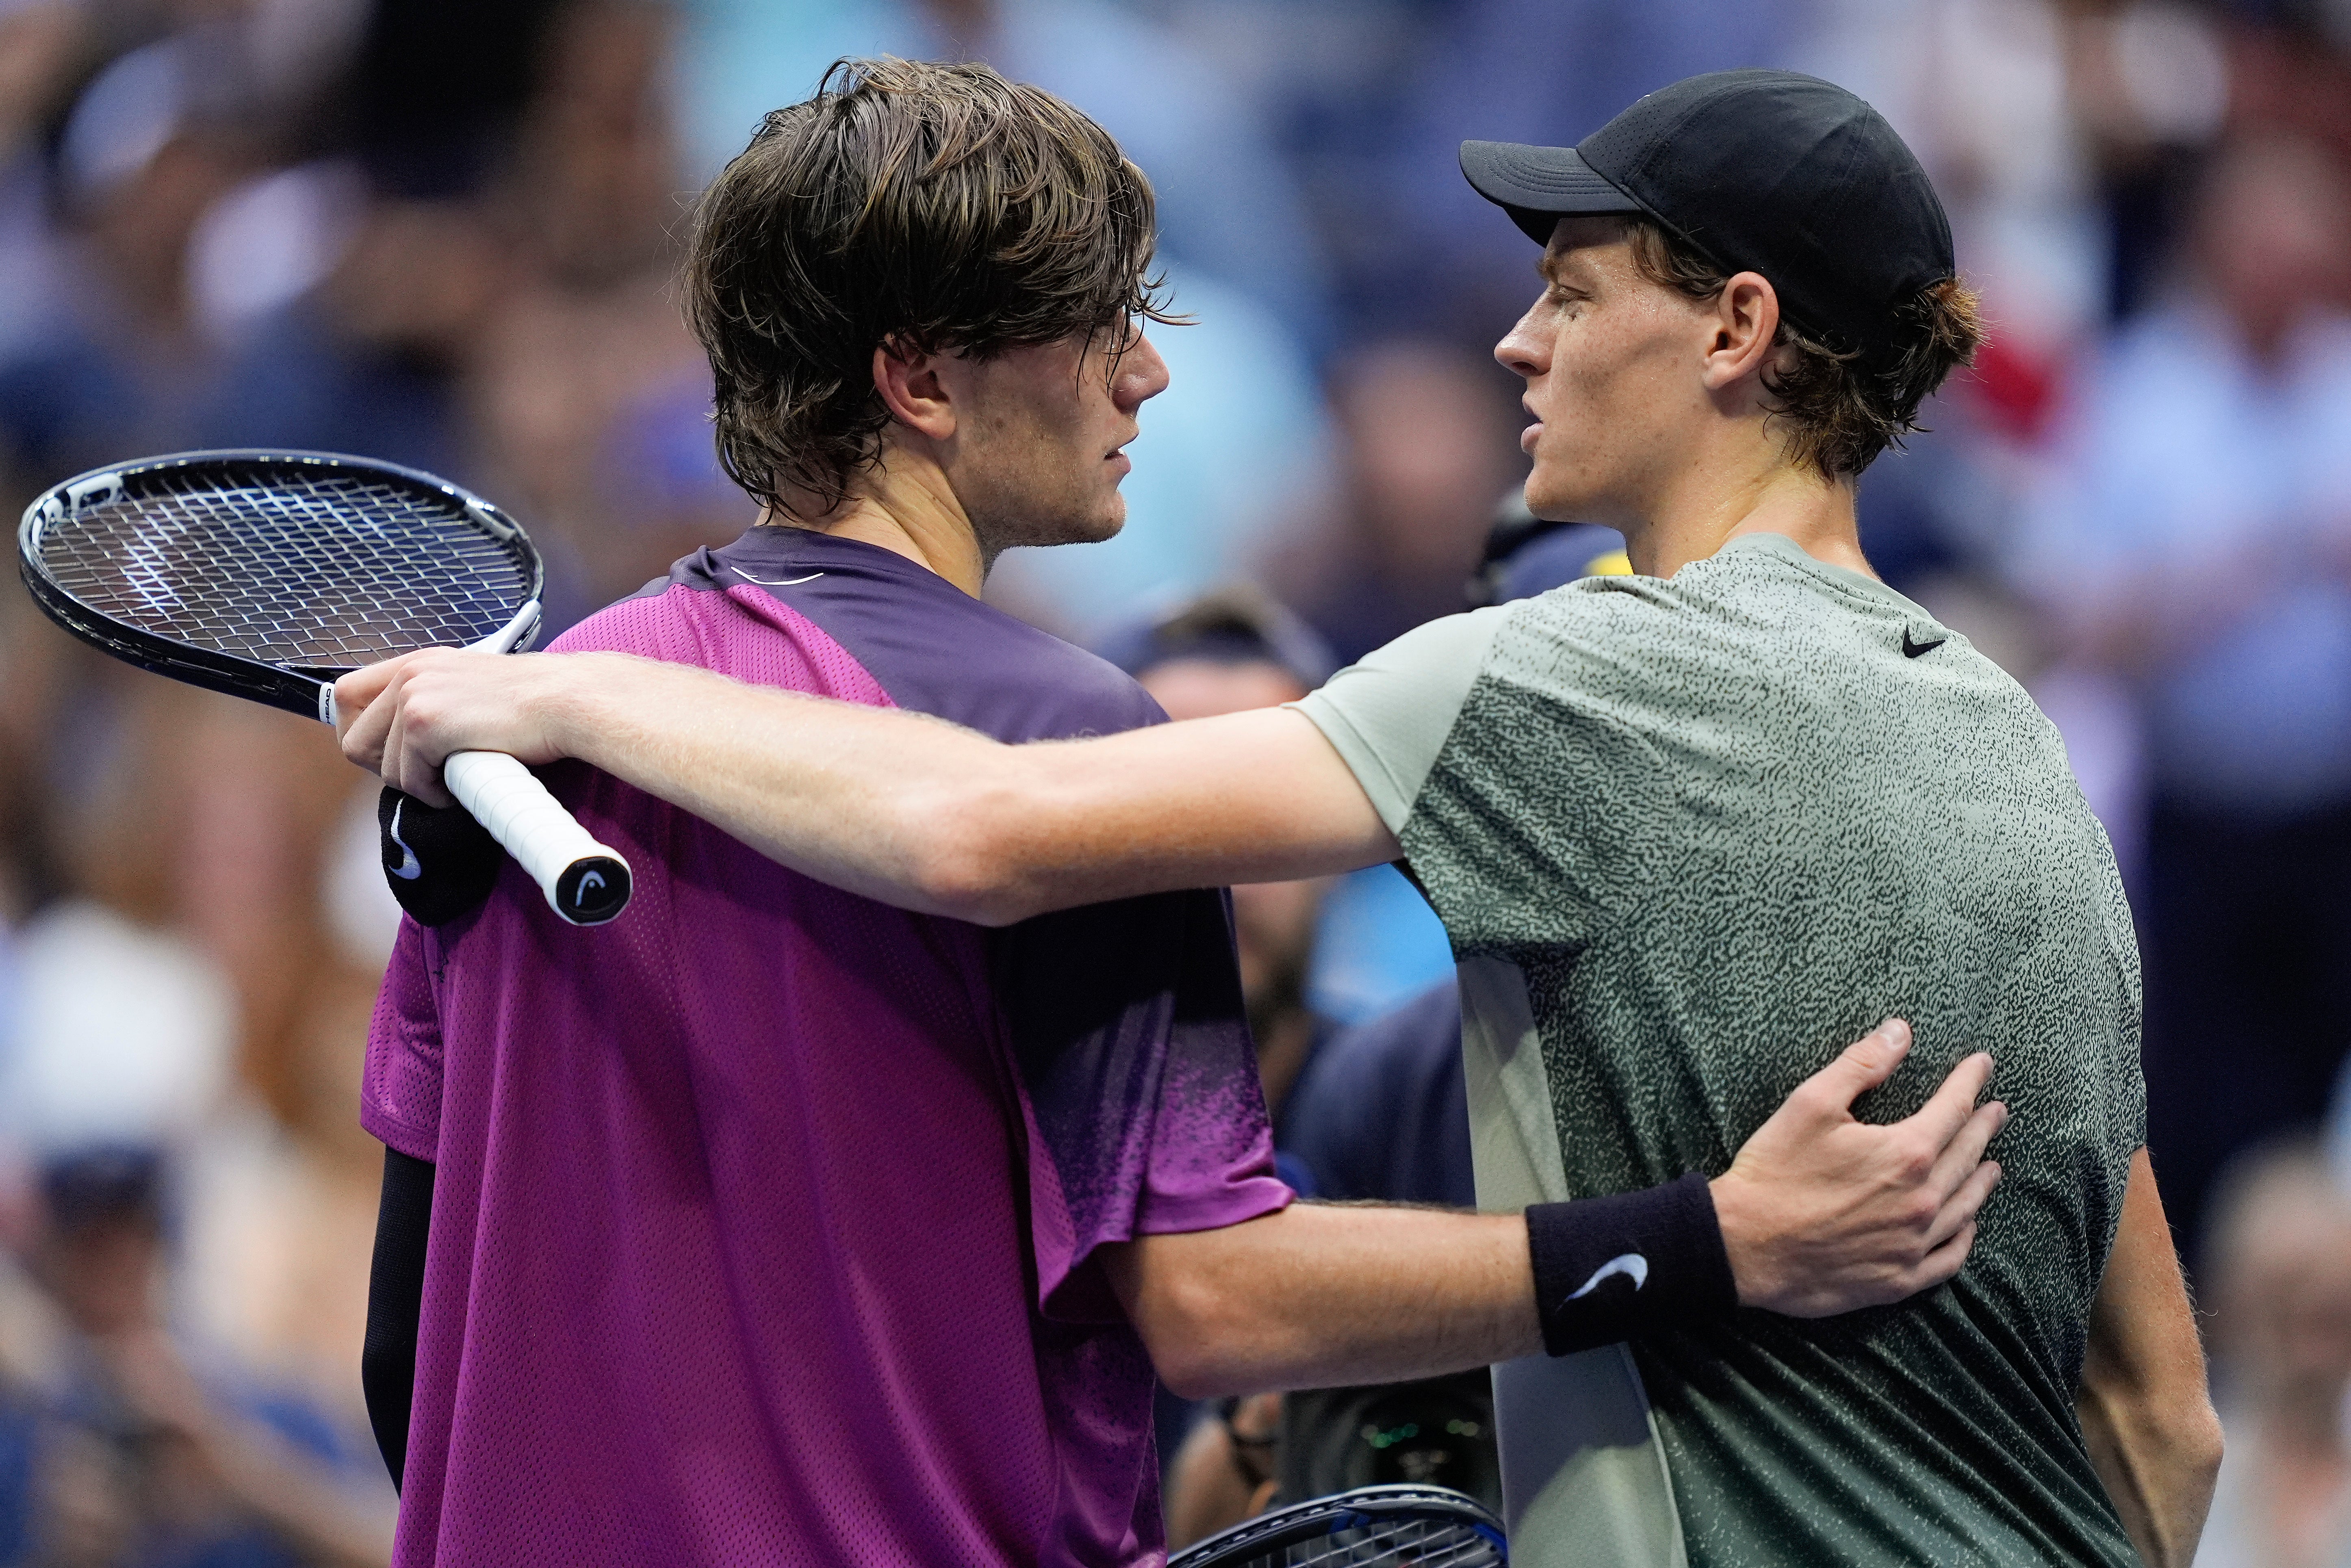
[345,65,2040,1568]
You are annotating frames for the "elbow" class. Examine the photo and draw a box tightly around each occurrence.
[1152,1340,1249,1405]
[2149,1383,2225,1486]
[1131,1269,1257,1401]
[900,787,1042,928]
[2183,1400,2225,1489]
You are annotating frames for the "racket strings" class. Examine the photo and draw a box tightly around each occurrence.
[1224,1517,1503,1567]
[39,464,534,668]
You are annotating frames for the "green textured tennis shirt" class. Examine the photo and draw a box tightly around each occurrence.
[1290,531,2145,1568]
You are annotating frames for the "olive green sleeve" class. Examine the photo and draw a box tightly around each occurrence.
[1286,605,1514,835]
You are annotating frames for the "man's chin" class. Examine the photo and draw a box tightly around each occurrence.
[1520,475,1587,525]
[998,503,1126,551]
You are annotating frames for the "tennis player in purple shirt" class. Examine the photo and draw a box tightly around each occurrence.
[348,58,2009,1567]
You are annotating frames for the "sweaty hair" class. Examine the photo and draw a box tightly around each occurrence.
[683,57,1178,517]
[1622,218,1983,480]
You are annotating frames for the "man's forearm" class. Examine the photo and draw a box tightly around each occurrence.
[2075,1150,2223,1568]
[1108,1026,2010,1399]
[1106,1203,1540,1399]
[340,648,1397,924]
[2077,1374,2222,1568]
[538,655,1032,919]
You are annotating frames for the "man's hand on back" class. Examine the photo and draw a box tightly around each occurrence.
[1714,1020,2006,1316]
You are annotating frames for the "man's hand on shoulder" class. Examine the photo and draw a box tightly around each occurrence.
[1713,1020,2007,1316]
[334,649,622,806]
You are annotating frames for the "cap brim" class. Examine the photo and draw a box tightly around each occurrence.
[1460,140,1644,245]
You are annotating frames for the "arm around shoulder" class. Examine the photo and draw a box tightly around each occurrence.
[339,648,1397,923]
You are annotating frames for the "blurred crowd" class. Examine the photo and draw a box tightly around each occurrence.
[1,0,2350,1561]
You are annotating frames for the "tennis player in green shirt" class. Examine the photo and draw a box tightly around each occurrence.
[339,69,2219,1568]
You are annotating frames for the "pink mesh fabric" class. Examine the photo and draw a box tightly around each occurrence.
[362,579,1230,1566]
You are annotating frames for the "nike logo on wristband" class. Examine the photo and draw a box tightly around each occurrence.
[1566,1252,1649,1301]
[388,799,424,881]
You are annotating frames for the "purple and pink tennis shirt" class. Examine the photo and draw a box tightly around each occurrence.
[363,527,1293,1566]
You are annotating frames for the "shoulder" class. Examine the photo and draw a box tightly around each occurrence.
[544,582,707,660]
[969,625,1169,740]
[1288,605,1519,832]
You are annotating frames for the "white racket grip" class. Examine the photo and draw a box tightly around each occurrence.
[441,749,633,925]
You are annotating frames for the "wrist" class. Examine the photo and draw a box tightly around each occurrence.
[532,654,613,766]
[1526,1173,1736,1357]
[1707,1171,1768,1310]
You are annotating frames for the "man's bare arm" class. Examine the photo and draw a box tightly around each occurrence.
[335,649,1392,925]
[2076,1150,2223,1568]
[1108,1024,2006,1397]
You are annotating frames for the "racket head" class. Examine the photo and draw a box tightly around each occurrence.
[17,449,544,720]
[1169,1483,1507,1568]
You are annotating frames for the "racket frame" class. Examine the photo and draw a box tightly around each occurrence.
[18,449,631,926]
[18,449,543,722]
[1168,1483,1507,1568]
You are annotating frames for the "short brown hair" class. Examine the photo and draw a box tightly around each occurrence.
[1623,218,1983,479]
[683,57,1177,516]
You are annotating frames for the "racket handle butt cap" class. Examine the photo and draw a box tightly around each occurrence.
[554,855,631,926]
[442,748,634,926]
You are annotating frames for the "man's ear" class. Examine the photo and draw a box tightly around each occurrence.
[1701,273,1783,394]
[872,339,956,442]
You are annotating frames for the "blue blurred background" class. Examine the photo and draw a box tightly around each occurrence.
[2,0,2350,1561]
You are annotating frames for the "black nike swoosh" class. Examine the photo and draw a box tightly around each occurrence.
[1902,629,1947,658]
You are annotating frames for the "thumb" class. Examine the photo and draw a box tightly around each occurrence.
[1798,1019,1912,1115]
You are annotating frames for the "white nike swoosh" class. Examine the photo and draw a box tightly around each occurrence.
[388,799,423,881]
[1566,1252,1648,1301]
[730,568,825,587]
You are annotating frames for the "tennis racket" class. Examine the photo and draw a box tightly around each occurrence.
[17,449,632,926]
[1169,1484,1506,1568]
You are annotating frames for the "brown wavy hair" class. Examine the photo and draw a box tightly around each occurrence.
[683,57,1180,517]
[1623,218,1983,480]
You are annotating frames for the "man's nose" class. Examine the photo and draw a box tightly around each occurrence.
[1494,317,1545,380]
[1118,333,1172,408]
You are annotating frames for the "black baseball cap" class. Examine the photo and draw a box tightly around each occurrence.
[1460,69,1954,369]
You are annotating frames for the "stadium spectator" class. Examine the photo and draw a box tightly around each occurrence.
[0,39,237,499]
[2194,1143,2351,1568]
[2018,130,2351,1268]
[4,1147,392,1568]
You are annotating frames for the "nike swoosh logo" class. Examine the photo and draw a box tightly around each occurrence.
[731,568,825,587]
[387,799,423,881]
[1566,1252,1648,1301]
[1902,629,1947,658]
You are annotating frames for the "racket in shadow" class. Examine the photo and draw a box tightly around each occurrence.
[17,449,632,925]
[1170,1484,1506,1568]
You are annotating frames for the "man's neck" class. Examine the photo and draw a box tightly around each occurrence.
[1623,457,1869,581]
[763,454,988,598]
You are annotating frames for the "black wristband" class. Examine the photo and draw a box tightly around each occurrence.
[1526,1172,1737,1357]
[379,787,501,926]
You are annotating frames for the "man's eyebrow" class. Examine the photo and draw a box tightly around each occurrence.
[1537,252,1588,289]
